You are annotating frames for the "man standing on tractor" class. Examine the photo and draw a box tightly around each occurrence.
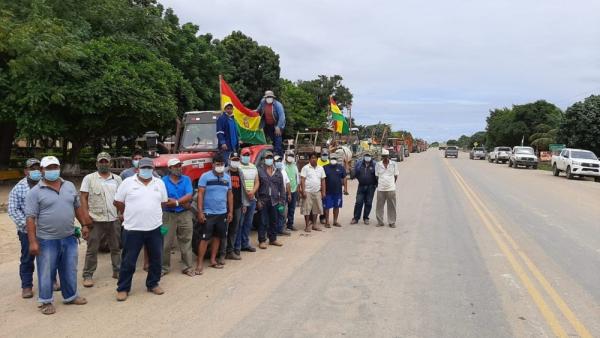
[256,90,285,156]
[217,101,240,163]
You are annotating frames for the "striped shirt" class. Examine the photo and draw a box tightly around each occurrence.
[8,178,31,233]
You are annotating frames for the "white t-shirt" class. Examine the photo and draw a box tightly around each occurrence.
[375,161,399,192]
[280,168,290,193]
[114,175,168,231]
[300,164,326,193]
[80,172,121,222]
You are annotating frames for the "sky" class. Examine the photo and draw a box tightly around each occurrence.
[160,0,600,142]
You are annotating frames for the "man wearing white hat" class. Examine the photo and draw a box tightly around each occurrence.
[375,149,399,227]
[80,152,122,287]
[256,90,286,156]
[25,156,91,315]
[161,158,194,276]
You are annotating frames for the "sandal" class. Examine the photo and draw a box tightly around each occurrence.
[182,269,195,277]
[324,223,331,228]
[210,263,224,269]
[40,303,56,315]
[193,268,204,275]
[333,222,342,227]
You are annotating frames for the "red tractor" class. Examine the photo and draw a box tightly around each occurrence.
[151,111,272,185]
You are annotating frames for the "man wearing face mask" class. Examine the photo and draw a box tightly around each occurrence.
[196,154,233,273]
[284,150,300,231]
[375,149,399,228]
[351,152,378,225]
[316,149,330,224]
[120,150,144,180]
[114,158,169,301]
[256,90,286,156]
[25,156,91,314]
[80,152,122,287]
[234,148,260,254]
[161,158,194,276]
[8,158,45,299]
[322,153,348,227]
[216,102,240,164]
[300,152,326,232]
[218,152,244,263]
[274,155,292,236]
[256,151,286,248]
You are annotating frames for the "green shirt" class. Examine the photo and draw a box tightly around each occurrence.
[284,164,299,193]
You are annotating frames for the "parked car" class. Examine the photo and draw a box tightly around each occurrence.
[488,146,512,163]
[508,146,538,169]
[469,147,486,160]
[551,148,600,181]
[444,146,459,158]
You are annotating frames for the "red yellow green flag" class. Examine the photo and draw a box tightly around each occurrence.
[330,96,349,135]
[220,77,266,144]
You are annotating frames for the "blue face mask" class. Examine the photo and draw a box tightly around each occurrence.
[265,158,274,166]
[364,156,372,162]
[275,162,283,169]
[241,155,250,164]
[138,168,153,179]
[321,155,329,161]
[132,160,140,168]
[28,170,42,181]
[44,169,60,181]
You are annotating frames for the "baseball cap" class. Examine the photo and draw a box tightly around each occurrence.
[241,148,251,155]
[274,155,282,161]
[138,157,155,168]
[264,150,274,157]
[97,152,112,162]
[230,152,240,159]
[381,149,390,156]
[321,148,330,155]
[223,101,233,109]
[263,90,275,98]
[363,152,372,156]
[167,158,181,167]
[40,156,60,168]
[25,158,40,168]
[285,150,295,156]
[330,153,338,159]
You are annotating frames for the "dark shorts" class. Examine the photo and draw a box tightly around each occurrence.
[323,193,343,209]
[201,214,227,240]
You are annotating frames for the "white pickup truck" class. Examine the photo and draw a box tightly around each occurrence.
[551,148,600,181]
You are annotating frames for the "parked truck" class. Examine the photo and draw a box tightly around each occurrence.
[551,148,600,181]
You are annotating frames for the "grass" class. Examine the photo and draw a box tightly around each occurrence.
[537,162,552,171]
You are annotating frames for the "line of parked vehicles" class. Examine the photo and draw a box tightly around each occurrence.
[441,144,600,182]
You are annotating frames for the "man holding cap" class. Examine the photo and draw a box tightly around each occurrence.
[80,152,122,287]
[25,156,91,315]
[351,152,378,225]
[216,101,240,163]
[256,90,286,156]
[375,149,399,228]
[8,158,44,298]
[161,158,194,276]
[114,157,169,301]
[322,153,348,227]
[274,154,292,236]
[257,150,286,248]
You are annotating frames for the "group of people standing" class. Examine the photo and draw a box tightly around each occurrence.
[7,90,399,315]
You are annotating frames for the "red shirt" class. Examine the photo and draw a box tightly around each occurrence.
[263,104,275,126]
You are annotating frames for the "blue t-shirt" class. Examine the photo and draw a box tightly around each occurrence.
[323,164,346,195]
[162,174,193,213]
[198,171,231,215]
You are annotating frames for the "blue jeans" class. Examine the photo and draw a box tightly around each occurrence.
[235,200,256,251]
[353,184,377,221]
[117,227,163,292]
[259,200,278,243]
[286,191,298,229]
[264,125,283,156]
[36,236,79,304]
[18,231,35,289]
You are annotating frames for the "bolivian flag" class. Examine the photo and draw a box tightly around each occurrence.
[330,96,349,135]
[220,77,266,144]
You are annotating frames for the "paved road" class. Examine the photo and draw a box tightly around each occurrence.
[0,151,598,337]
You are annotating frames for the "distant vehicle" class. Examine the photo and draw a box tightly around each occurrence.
[551,148,600,181]
[444,146,459,158]
[488,146,512,163]
[469,147,486,160]
[508,146,538,169]
[439,145,446,150]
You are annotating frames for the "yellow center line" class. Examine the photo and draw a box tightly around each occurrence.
[445,162,592,338]
[443,161,570,337]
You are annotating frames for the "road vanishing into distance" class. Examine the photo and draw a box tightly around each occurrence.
[1,150,599,337]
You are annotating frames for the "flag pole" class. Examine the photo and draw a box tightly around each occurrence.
[218,75,223,110]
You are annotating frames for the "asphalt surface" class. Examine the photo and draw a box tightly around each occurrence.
[0,150,599,337]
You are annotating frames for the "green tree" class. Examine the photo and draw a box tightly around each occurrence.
[447,139,458,146]
[298,75,353,113]
[457,135,470,148]
[278,79,320,138]
[216,31,281,107]
[469,131,487,148]
[558,95,600,155]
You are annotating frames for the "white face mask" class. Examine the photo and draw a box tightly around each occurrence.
[286,156,295,163]
[364,156,372,162]
[214,165,225,174]
[266,97,274,104]
[330,159,338,165]
[230,161,240,169]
